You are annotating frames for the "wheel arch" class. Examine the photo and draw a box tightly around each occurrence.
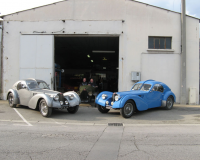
[7,89,19,104]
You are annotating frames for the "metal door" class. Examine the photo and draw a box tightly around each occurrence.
[20,35,54,89]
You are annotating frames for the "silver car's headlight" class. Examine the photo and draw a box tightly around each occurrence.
[54,94,59,101]
[115,95,120,101]
[69,94,74,100]
[102,94,107,100]
[65,100,69,105]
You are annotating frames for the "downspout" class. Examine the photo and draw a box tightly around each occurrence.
[0,19,3,99]
[180,0,187,104]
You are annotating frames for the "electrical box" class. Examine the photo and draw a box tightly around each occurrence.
[131,72,141,81]
[189,87,196,104]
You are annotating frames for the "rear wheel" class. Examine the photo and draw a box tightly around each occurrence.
[165,96,174,110]
[97,104,110,113]
[8,93,17,108]
[67,105,79,114]
[120,100,135,118]
[39,99,52,117]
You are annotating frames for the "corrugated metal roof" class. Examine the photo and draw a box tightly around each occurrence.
[0,0,199,20]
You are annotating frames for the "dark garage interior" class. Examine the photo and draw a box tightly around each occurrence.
[54,36,119,93]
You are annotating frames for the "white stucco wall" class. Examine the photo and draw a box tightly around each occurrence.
[1,0,199,104]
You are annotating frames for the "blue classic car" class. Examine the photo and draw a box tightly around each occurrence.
[95,80,176,118]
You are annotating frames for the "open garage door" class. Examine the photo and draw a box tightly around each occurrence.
[20,35,54,89]
[54,36,119,93]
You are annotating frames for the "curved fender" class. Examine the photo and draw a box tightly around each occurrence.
[28,94,53,109]
[95,91,113,103]
[163,91,176,102]
[116,95,148,111]
[63,91,81,107]
[7,89,19,104]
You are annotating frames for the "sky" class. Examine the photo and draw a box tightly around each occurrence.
[0,0,200,18]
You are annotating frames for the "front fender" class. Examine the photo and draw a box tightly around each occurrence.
[7,89,19,104]
[28,94,53,109]
[112,95,148,111]
[163,91,176,102]
[95,91,113,104]
[63,91,81,107]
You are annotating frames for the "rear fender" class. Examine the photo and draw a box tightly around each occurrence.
[7,89,19,104]
[163,91,176,102]
[28,94,53,109]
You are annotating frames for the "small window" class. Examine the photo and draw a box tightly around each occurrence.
[148,37,171,49]
[153,84,164,92]
[17,82,22,90]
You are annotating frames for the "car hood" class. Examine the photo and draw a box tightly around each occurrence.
[116,90,148,96]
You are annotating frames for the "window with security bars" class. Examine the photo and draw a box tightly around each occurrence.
[148,37,172,49]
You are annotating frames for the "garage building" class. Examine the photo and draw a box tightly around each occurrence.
[0,0,199,104]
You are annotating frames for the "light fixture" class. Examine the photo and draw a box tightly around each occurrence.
[116,67,119,69]
[91,60,93,62]
[103,67,106,69]
[87,55,90,58]
[92,51,115,53]
[102,57,107,60]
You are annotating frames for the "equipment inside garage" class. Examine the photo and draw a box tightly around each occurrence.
[54,36,119,93]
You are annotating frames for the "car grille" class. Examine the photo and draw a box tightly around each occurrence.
[58,93,67,105]
[112,93,117,102]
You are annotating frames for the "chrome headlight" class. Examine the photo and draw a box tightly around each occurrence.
[65,100,69,105]
[69,94,74,100]
[115,95,120,101]
[54,94,59,101]
[102,94,107,100]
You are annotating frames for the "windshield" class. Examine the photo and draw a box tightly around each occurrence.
[37,81,50,89]
[132,83,152,91]
[132,83,142,90]
[140,84,151,91]
[26,80,40,89]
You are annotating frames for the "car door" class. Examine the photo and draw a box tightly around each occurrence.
[146,84,164,108]
[17,81,32,106]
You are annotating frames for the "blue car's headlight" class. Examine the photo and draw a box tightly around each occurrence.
[115,95,120,101]
[102,94,107,100]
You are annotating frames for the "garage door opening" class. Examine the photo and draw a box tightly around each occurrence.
[54,36,119,93]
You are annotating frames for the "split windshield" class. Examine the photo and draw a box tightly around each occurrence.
[26,80,40,89]
[132,83,151,91]
[37,81,49,89]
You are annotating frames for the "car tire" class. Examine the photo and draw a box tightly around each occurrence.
[97,104,110,113]
[165,96,174,110]
[8,93,17,108]
[67,105,79,114]
[39,99,52,117]
[120,100,135,118]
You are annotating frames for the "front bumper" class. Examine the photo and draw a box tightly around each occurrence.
[52,100,69,109]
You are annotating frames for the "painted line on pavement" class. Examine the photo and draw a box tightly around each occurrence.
[13,108,32,126]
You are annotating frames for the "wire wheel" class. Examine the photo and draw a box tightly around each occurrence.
[8,93,16,108]
[165,96,174,110]
[39,99,52,117]
[120,100,135,118]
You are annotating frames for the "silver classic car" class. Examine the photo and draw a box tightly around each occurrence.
[7,79,81,117]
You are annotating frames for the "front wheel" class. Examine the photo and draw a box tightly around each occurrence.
[67,105,79,114]
[97,104,110,113]
[39,99,52,117]
[8,93,17,108]
[165,96,174,110]
[120,100,135,118]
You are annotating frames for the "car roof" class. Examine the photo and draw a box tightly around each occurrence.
[137,80,170,89]
[22,78,46,83]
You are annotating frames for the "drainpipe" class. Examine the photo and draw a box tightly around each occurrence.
[0,19,2,99]
[180,0,187,104]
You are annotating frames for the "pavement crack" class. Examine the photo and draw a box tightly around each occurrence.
[84,125,108,160]
[117,126,125,160]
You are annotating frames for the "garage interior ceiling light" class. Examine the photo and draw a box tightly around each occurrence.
[91,60,93,62]
[92,51,115,53]
[87,55,90,58]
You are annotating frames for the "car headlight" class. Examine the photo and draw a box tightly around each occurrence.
[115,95,119,101]
[54,94,59,101]
[65,100,69,105]
[69,94,74,100]
[102,94,107,100]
